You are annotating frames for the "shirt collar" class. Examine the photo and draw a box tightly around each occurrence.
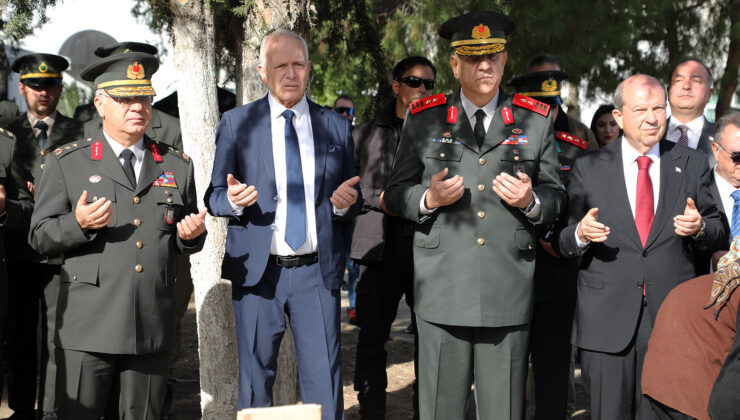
[715,166,740,200]
[102,130,146,161]
[669,115,705,135]
[268,93,309,122]
[621,136,661,165]
[27,110,57,129]
[459,88,499,121]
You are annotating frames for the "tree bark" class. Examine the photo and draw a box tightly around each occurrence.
[716,0,740,120]
[169,0,238,418]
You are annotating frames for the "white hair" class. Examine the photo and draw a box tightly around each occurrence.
[258,29,309,67]
[95,88,108,103]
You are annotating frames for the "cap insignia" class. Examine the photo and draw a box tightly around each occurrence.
[472,24,491,39]
[541,79,557,92]
[127,62,145,80]
[39,62,48,73]
[124,48,132,53]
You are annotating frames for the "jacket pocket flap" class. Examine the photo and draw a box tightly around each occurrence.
[414,227,440,248]
[62,261,99,286]
[578,270,603,289]
[154,188,184,205]
[515,227,535,251]
[425,144,463,162]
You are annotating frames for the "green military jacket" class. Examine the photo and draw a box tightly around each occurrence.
[75,103,183,150]
[0,128,32,316]
[6,112,83,264]
[28,129,205,354]
[384,89,566,327]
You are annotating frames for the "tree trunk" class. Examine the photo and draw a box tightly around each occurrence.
[716,0,740,120]
[236,0,314,405]
[169,0,239,418]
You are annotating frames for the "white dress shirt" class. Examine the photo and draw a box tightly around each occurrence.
[666,115,706,149]
[103,131,146,181]
[713,167,738,220]
[27,110,57,140]
[576,137,661,248]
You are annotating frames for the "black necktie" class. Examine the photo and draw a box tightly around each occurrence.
[474,109,486,148]
[34,120,48,150]
[120,149,137,188]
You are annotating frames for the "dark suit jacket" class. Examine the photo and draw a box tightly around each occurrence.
[559,139,727,353]
[6,112,83,264]
[708,299,740,419]
[28,131,204,354]
[204,95,361,290]
[695,175,732,275]
[667,116,715,155]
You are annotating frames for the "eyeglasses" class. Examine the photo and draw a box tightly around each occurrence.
[717,142,740,163]
[102,94,153,107]
[334,107,354,116]
[397,76,435,90]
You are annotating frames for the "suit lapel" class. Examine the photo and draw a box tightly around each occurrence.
[94,129,137,191]
[48,114,74,149]
[255,97,277,194]
[309,100,327,201]
[603,140,644,249]
[644,141,685,249]
[135,138,163,195]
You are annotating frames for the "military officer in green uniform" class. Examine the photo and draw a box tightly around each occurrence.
[507,68,595,419]
[75,41,190,419]
[0,100,20,128]
[28,52,206,420]
[384,12,566,420]
[0,126,33,407]
[5,53,83,420]
[73,41,183,150]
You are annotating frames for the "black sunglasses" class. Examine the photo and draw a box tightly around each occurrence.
[397,76,435,90]
[334,107,354,116]
[717,142,740,163]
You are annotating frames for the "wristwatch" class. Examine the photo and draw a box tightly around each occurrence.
[522,198,536,214]
[693,220,706,239]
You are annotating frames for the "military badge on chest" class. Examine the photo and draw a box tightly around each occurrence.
[164,205,175,225]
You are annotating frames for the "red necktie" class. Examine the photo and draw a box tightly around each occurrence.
[635,156,654,248]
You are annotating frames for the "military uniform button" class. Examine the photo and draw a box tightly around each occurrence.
[40,164,45,170]
[92,196,98,201]
[514,156,520,161]
[477,237,485,246]
[133,218,141,226]
[479,157,486,165]
[440,152,446,158]
[133,196,140,204]
[136,241,143,249]
[528,244,534,250]
[135,264,143,273]
[2,257,5,263]
[40,150,46,156]
[477,211,485,219]
[73,275,77,281]
[477,184,485,192]
[166,197,173,203]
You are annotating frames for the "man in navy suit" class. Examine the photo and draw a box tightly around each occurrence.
[204,29,361,420]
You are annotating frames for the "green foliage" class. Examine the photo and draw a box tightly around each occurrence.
[0,0,58,40]
[57,81,92,118]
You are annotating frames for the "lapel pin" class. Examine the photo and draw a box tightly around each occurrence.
[89,175,102,183]
[675,167,681,173]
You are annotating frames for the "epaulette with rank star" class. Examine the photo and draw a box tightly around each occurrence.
[53,139,87,159]
[159,141,190,162]
[513,94,550,117]
[556,131,588,150]
[409,93,447,115]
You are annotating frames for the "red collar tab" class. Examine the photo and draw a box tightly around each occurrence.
[446,105,458,123]
[91,141,103,160]
[502,106,514,125]
[150,143,163,162]
[557,131,588,150]
[409,93,447,115]
[513,94,550,117]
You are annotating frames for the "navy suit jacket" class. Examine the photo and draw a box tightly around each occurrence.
[205,95,361,290]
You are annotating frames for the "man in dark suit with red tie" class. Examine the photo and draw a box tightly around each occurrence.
[558,74,727,419]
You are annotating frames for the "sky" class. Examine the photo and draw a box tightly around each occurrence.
[17,0,177,101]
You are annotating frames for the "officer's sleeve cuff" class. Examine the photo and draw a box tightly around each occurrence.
[419,189,437,215]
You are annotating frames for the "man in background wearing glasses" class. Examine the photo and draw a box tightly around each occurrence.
[334,95,355,125]
[28,52,206,420]
[350,55,436,420]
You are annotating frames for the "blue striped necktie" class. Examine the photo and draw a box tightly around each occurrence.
[281,109,306,251]
[732,190,740,239]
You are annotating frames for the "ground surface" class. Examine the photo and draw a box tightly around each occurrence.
[0,289,591,419]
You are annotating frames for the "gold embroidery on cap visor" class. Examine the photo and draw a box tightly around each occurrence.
[452,43,505,56]
[97,79,156,97]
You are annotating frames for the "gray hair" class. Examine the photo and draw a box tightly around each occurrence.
[258,29,309,67]
[613,74,667,111]
[715,112,740,146]
[95,88,108,102]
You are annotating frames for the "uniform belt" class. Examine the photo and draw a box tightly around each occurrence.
[270,253,318,268]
